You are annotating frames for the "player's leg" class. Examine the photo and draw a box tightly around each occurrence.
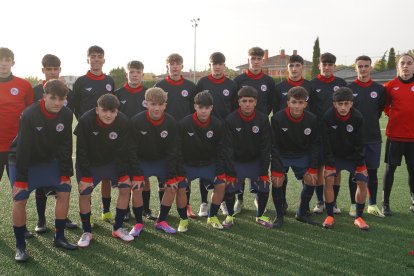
[13,197,29,262]
[354,174,369,230]
[295,167,318,226]
[333,173,341,214]
[78,186,94,248]
[101,179,113,222]
[142,179,156,220]
[54,186,77,249]
[348,174,357,217]
[34,188,48,233]
[112,178,134,241]
[130,180,144,237]
[382,139,402,216]
[323,168,336,229]
[254,178,272,228]
[207,179,225,230]
[176,180,189,233]
[155,180,178,234]
[198,180,209,217]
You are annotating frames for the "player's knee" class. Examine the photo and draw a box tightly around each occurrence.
[118,186,131,197]
[355,172,368,184]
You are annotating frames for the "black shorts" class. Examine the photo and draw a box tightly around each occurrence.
[384,139,414,166]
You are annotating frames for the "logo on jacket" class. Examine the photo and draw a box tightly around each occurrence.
[260,85,267,92]
[252,126,260,133]
[223,89,230,96]
[109,132,118,140]
[142,100,147,107]
[85,87,92,92]
[333,86,340,91]
[370,91,378,98]
[282,128,288,132]
[160,130,168,138]
[93,131,99,135]
[304,128,311,135]
[56,123,64,132]
[411,86,414,92]
[121,100,126,104]
[36,127,43,131]
[106,84,112,91]
[188,132,194,136]
[206,130,214,138]
[10,88,19,95]
[331,125,338,129]
[181,90,189,97]
[346,124,354,132]
[236,128,241,132]
[140,131,147,135]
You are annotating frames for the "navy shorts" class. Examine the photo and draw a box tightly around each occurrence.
[76,162,118,188]
[227,159,269,194]
[183,164,224,190]
[365,142,381,169]
[9,159,72,200]
[333,158,368,183]
[137,160,166,189]
[384,139,414,166]
[280,155,310,180]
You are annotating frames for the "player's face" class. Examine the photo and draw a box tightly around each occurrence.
[287,97,307,118]
[248,55,264,73]
[355,60,372,80]
[288,62,303,80]
[194,104,213,122]
[127,68,144,87]
[146,101,166,120]
[43,93,66,114]
[96,106,118,125]
[0,57,14,77]
[42,66,61,81]
[397,55,414,80]
[238,97,257,116]
[87,52,105,72]
[210,63,225,78]
[319,62,335,78]
[167,62,183,79]
[333,101,353,116]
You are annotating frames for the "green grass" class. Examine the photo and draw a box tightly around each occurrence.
[1,117,414,275]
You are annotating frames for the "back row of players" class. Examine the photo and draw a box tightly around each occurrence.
[1,46,413,262]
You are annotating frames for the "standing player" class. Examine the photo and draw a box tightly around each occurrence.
[233,47,276,213]
[115,60,156,221]
[0,47,34,239]
[322,87,369,230]
[32,54,77,233]
[347,56,386,217]
[75,94,133,248]
[274,54,312,215]
[225,86,272,228]
[309,52,347,214]
[177,91,227,231]
[72,45,115,224]
[271,87,319,227]
[9,80,77,262]
[382,54,414,215]
[195,52,236,217]
[155,53,197,218]
[129,87,179,234]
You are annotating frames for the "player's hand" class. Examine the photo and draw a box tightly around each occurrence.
[132,180,144,191]
[79,180,93,194]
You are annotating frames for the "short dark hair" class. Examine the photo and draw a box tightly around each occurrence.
[320,52,336,64]
[194,91,213,107]
[209,52,226,64]
[333,87,353,102]
[166,53,183,64]
[248,47,265,57]
[43,79,68,98]
[97,94,119,111]
[87,45,105,56]
[127,60,144,70]
[0,47,14,60]
[287,86,308,101]
[238,86,258,99]
[42,54,61,67]
[289,54,304,65]
[355,55,371,64]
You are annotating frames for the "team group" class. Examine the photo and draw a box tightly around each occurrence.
[1,46,413,263]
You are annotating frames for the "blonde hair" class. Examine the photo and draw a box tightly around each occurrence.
[145,87,168,104]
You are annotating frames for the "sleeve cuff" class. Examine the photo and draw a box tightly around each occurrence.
[217,173,226,181]
[14,181,28,189]
[325,166,336,171]
[306,168,317,174]
[80,177,93,183]
[165,178,177,185]
[118,175,129,183]
[356,165,367,172]
[271,171,284,177]
[260,175,269,182]
[60,176,70,182]
[133,176,144,181]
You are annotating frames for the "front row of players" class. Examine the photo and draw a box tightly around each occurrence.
[10,79,369,262]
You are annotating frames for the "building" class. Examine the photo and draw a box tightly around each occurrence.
[334,67,396,84]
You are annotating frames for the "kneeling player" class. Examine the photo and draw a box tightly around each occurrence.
[322,87,369,230]
[271,87,319,227]
[177,91,227,230]
[75,94,133,248]
[225,86,272,228]
[9,80,77,262]
[129,87,179,234]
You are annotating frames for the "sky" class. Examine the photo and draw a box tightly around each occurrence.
[2,0,413,79]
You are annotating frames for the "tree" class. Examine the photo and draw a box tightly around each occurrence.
[387,47,396,69]
[25,76,41,87]
[374,51,387,72]
[311,37,320,78]
[109,67,126,90]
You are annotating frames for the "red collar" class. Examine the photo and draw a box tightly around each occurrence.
[86,71,105,80]
[192,112,211,128]
[96,115,113,128]
[317,74,335,83]
[146,111,165,126]
[335,109,351,122]
[124,83,144,93]
[40,99,57,119]
[237,107,256,122]
[354,78,372,88]
[245,69,264,80]
[208,74,225,84]
[287,78,304,87]
[165,75,184,86]
[284,107,304,122]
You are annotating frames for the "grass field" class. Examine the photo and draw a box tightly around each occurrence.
[1,117,414,275]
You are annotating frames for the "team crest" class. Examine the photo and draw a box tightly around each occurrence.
[346,124,354,132]
[106,84,112,91]
[10,87,19,95]
[304,128,311,135]
[56,123,64,132]
[370,91,378,98]
[206,130,214,138]
[223,89,230,96]
[181,90,189,97]
[64,99,68,106]
[160,130,168,138]
[411,86,414,92]
[260,85,267,92]
[109,132,118,140]
[252,126,260,133]
[142,100,147,108]
[333,86,340,91]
